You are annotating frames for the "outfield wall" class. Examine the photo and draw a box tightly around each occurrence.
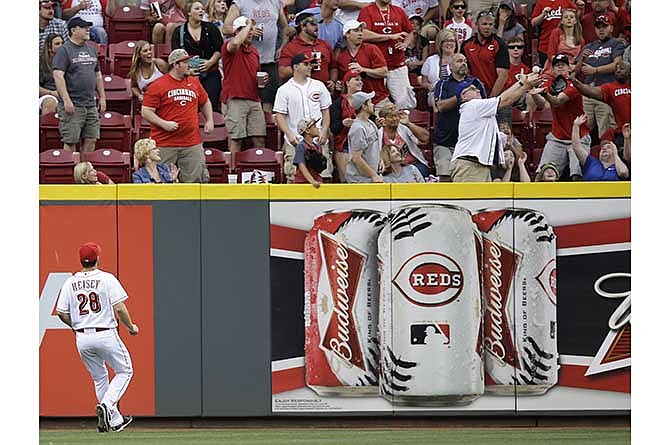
[39,183,630,417]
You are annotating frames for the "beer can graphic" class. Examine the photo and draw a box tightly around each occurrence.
[378,204,484,406]
[304,209,386,396]
[473,208,558,396]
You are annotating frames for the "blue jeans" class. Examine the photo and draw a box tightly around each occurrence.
[90,26,108,45]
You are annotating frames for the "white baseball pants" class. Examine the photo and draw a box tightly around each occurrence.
[76,329,133,427]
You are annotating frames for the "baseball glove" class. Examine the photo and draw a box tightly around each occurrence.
[549,75,568,96]
[304,148,327,173]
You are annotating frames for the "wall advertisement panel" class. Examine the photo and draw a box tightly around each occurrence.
[270,184,630,414]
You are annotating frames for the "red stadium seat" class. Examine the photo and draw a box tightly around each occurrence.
[107,6,150,44]
[236,147,283,183]
[590,145,601,158]
[88,42,108,74]
[39,112,65,152]
[109,40,138,78]
[133,114,151,143]
[98,112,134,153]
[39,149,80,184]
[512,108,534,149]
[265,111,280,151]
[102,74,133,115]
[81,148,132,183]
[199,111,226,128]
[204,148,231,183]
[155,43,172,61]
[200,126,229,150]
[406,109,431,129]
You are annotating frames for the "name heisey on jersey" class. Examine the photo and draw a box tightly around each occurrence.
[71,279,101,291]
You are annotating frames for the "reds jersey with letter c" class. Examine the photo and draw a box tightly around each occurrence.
[358,3,413,70]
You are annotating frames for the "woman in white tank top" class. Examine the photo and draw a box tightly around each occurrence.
[128,40,169,103]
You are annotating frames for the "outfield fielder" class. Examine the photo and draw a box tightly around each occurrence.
[56,242,139,433]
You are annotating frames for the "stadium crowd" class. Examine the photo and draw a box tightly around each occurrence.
[38,0,632,185]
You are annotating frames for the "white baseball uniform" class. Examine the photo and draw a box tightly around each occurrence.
[56,268,134,429]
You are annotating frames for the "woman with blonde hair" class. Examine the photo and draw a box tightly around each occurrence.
[421,28,459,108]
[127,40,169,104]
[544,8,584,73]
[380,144,425,183]
[205,0,228,35]
[74,162,114,184]
[132,138,180,183]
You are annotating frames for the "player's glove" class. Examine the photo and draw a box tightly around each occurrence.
[549,75,568,96]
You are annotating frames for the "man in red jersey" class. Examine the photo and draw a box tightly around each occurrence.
[142,48,214,183]
[528,54,589,180]
[461,10,509,98]
[571,61,630,147]
[221,16,268,169]
[358,0,416,109]
[531,0,582,66]
[336,20,392,111]
[278,11,336,88]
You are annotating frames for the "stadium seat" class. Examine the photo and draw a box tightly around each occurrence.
[88,41,108,74]
[512,108,534,149]
[200,126,229,150]
[39,112,65,152]
[155,43,172,61]
[109,40,138,78]
[590,145,601,158]
[531,108,553,150]
[265,111,280,151]
[102,74,133,115]
[199,111,226,128]
[107,6,150,44]
[407,109,431,130]
[39,149,80,184]
[204,148,231,183]
[81,148,132,183]
[98,112,134,153]
[236,147,283,183]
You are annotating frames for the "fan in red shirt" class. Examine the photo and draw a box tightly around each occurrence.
[336,20,391,108]
[528,54,590,180]
[504,36,530,90]
[142,49,213,183]
[278,11,335,87]
[531,0,580,66]
[358,0,417,109]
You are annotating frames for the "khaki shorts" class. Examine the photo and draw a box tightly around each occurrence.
[57,104,100,144]
[449,157,492,182]
[433,144,454,176]
[158,143,210,183]
[222,99,267,140]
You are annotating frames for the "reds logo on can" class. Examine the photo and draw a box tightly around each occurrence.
[392,252,464,306]
[318,230,366,370]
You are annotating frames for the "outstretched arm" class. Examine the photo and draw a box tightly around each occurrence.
[569,114,589,165]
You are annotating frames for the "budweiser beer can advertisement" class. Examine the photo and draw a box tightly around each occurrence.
[269,185,630,414]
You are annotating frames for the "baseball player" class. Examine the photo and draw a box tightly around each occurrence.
[56,242,139,433]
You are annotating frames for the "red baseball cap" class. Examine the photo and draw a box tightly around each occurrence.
[79,242,101,262]
[595,15,612,26]
[343,70,362,83]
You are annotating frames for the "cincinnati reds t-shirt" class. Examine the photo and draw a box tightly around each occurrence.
[336,43,390,104]
[599,81,631,129]
[542,75,588,141]
[358,3,413,70]
[531,0,578,53]
[143,74,208,147]
[392,0,438,19]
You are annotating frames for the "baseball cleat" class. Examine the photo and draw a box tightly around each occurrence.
[111,415,133,432]
[95,404,109,433]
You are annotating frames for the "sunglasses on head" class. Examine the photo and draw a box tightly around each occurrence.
[477,10,495,19]
[508,45,524,49]
[452,4,466,9]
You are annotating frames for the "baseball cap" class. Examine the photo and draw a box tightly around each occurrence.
[79,242,101,263]
[498,0,514,9]
[295,11,317,27]
[232,16,248,32]
[408,14,424,22]
[40,0,54,8]
[168,48,192,65]
[551,53,570,66]
[595,14,612,26]
[343,20,366,35]
[342,70,362,83]
[291,52,316,66]
[68,16,93,30]
[297,117,321,135]
[350,91,375,111]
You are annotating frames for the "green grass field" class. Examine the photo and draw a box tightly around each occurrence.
[40,427,630,445]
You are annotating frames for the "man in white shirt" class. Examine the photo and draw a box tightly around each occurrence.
[450,69,542,182]
[273,52,332,182]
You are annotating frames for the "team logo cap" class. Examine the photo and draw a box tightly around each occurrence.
[79,242,101,263]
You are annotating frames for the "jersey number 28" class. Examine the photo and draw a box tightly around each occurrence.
[77,292,102,315]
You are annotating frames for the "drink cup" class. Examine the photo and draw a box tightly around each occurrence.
[227,174,238,184]
[257,71,269,88]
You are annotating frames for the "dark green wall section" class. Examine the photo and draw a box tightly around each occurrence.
[200,201,272,416]
[153,201,203,416]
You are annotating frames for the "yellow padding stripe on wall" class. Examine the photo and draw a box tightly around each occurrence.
[269,183,390,200]
[514,182,630,198]
[392,183,514,199]
[39,185,117,201]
